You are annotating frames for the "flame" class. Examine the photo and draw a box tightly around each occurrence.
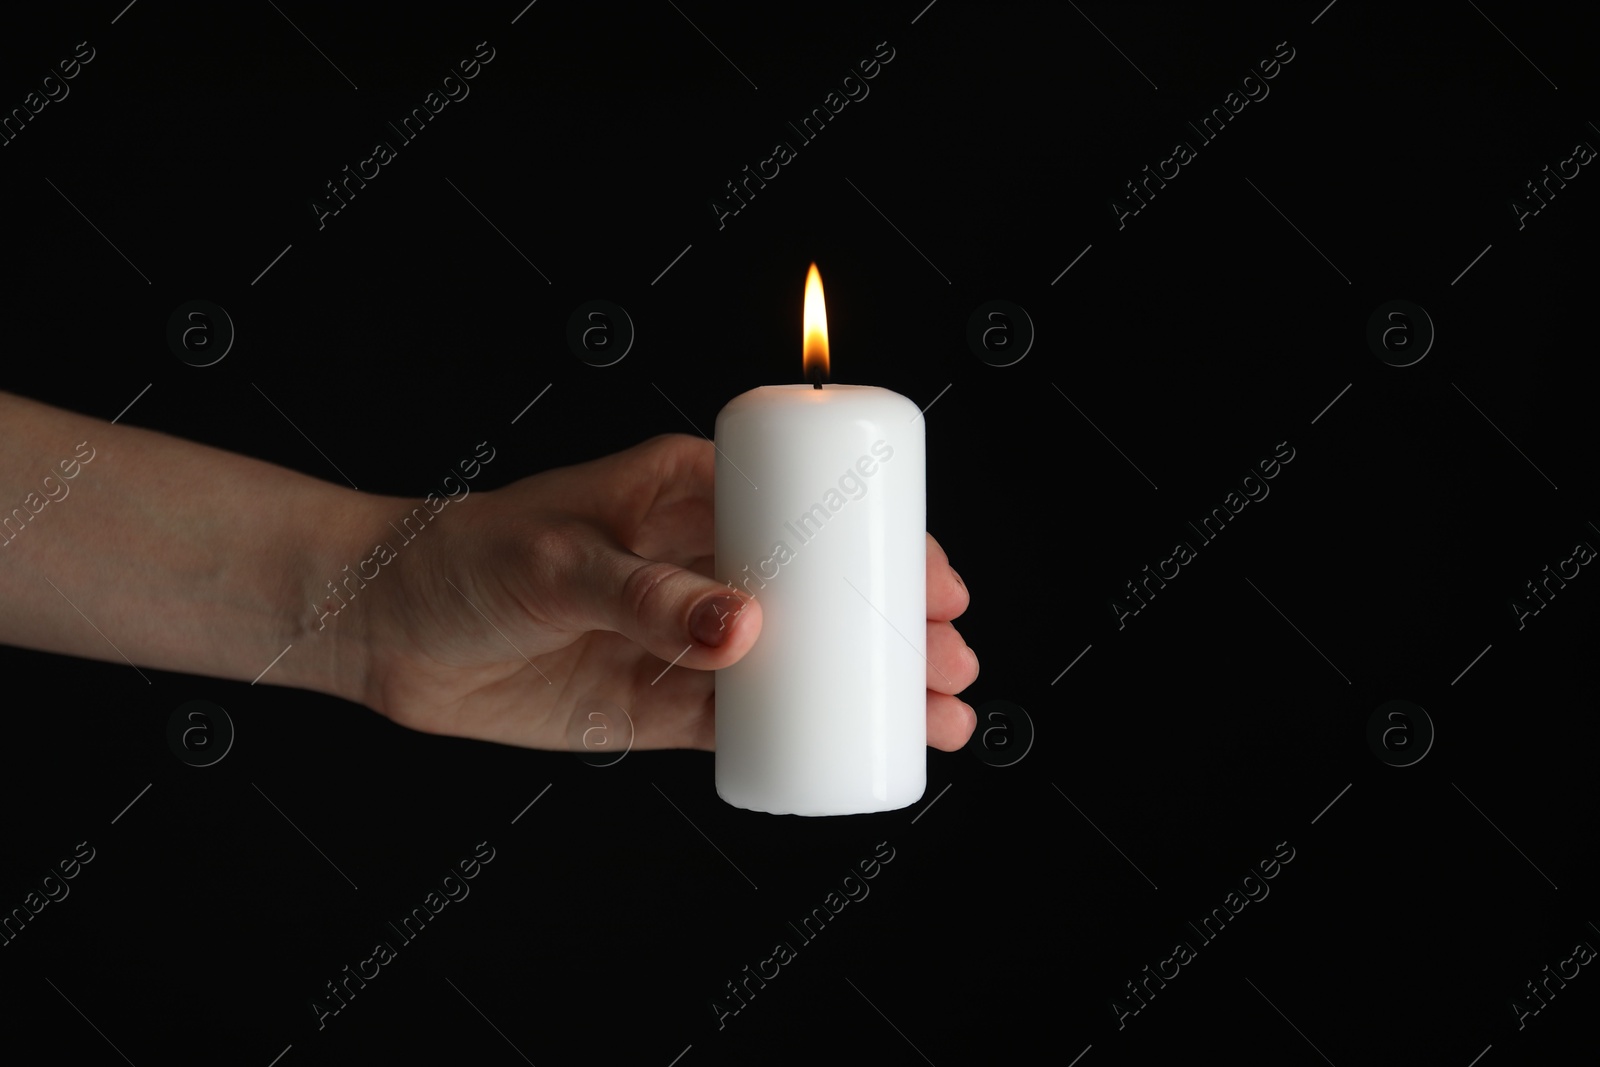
[803,262,829,385]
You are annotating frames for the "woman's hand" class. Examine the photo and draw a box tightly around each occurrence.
[346,434,979,754]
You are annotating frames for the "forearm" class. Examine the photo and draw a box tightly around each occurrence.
[0,390,377,701]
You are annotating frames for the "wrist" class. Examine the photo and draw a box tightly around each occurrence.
[279,486,396,708]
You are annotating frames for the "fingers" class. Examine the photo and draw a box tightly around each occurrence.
[927,619,977,695]
[926,531,969,622]
[925,533,975,750]
[927,691,976,751]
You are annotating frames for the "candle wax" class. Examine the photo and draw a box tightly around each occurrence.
[714,384,927,816]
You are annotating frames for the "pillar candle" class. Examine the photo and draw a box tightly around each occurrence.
[713,266,927,815]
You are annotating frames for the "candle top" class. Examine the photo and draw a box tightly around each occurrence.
[719,383,920,422]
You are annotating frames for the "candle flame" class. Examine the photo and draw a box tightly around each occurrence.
[803,262,829,385]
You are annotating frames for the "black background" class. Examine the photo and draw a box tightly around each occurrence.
[1,1,1597,1064]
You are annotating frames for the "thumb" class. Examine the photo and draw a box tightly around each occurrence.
[575,537,762,669]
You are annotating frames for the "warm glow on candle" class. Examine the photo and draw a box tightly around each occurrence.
[803,262,829,385]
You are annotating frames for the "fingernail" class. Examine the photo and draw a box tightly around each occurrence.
[951,568,965,588]
[691,595,743,647]
[966,645,979,676]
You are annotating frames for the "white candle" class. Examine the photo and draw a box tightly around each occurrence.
[714,265,927,816]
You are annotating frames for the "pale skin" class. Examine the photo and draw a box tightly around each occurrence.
[0,391,979,752]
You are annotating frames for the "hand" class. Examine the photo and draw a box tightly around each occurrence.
[346,434,979,754]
